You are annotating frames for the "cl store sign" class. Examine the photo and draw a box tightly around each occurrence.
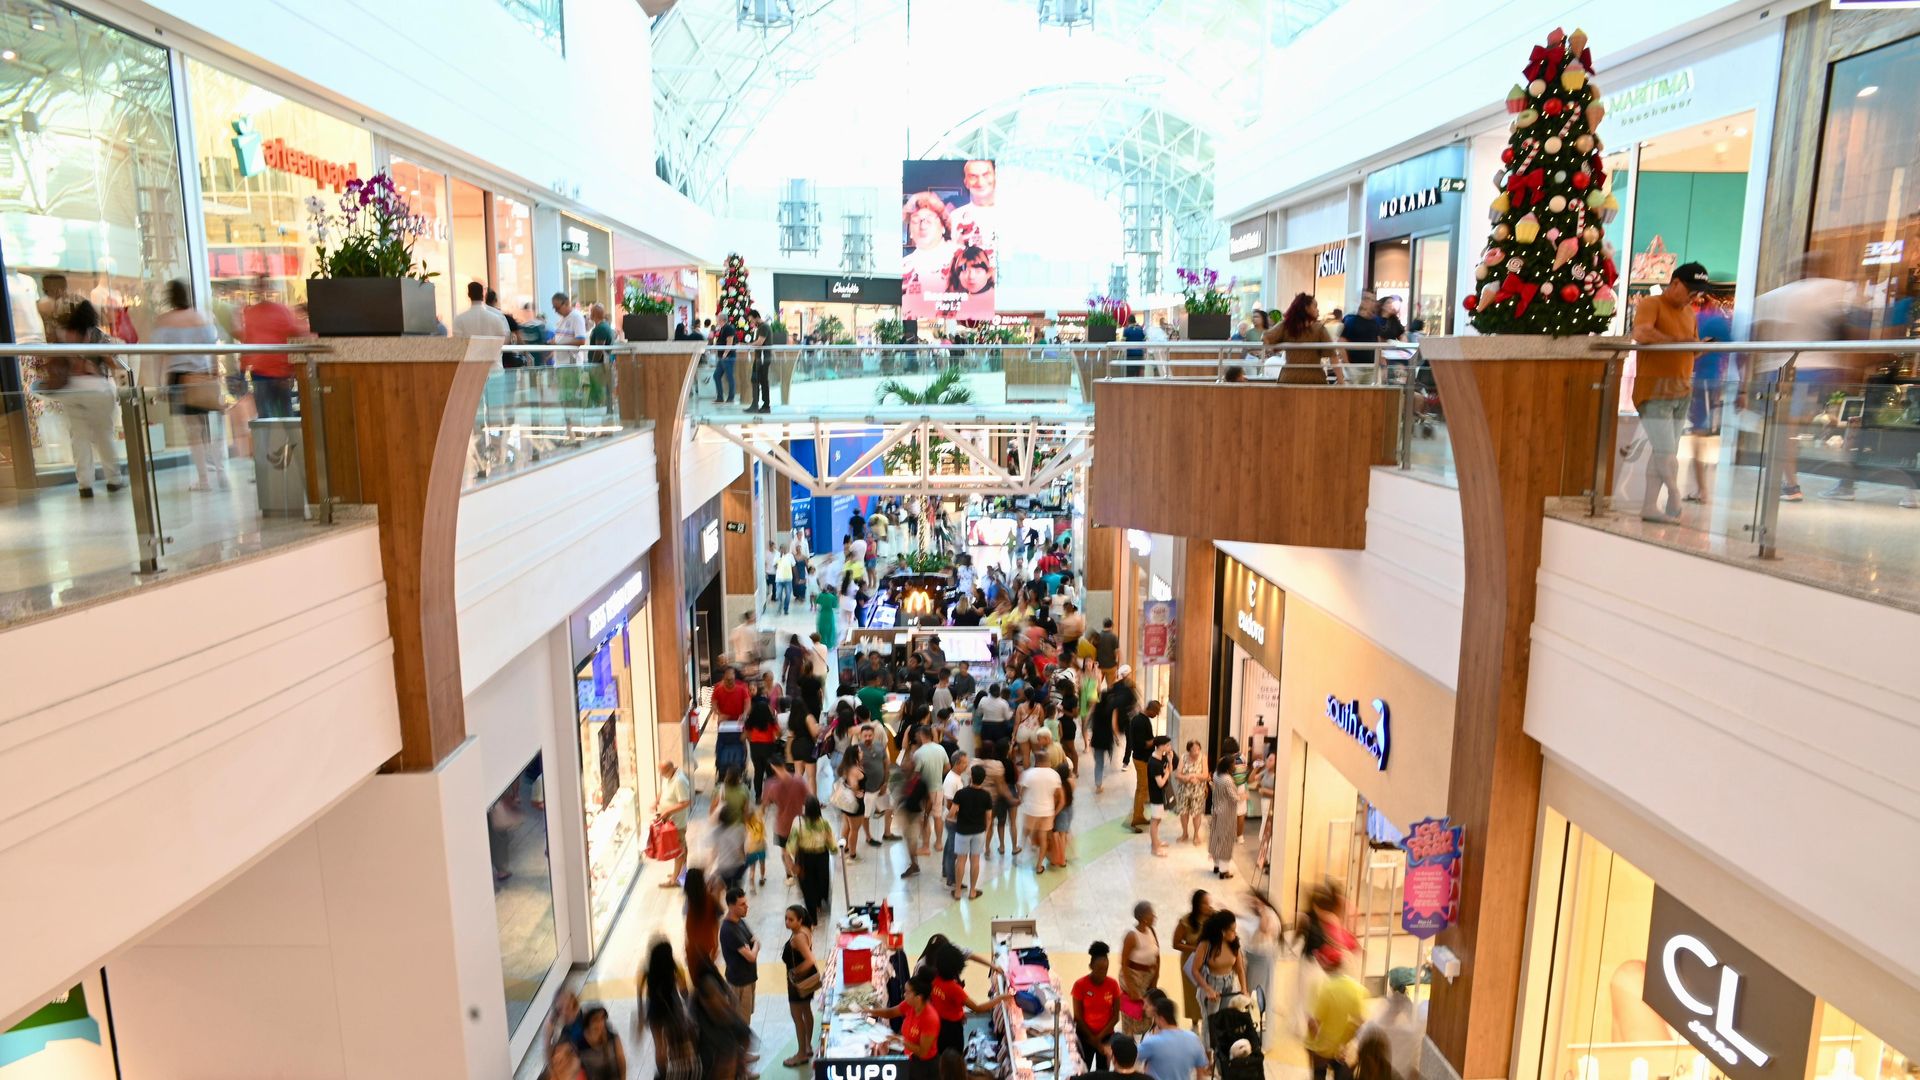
[1641,888,1816,1080]
[1660,934,1770,1068]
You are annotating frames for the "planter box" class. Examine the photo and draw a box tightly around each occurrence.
[1187,311,1232,341]
[1087,323,1117,343]
[622,311,670,342]
[767,325,790,345]
[306,277,437,336]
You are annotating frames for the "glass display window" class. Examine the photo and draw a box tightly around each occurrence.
[1809,35,1920,340]
[488,752,557,1035]
[575,610,657,951]
[388,157,452,328]
[494,193,537,325]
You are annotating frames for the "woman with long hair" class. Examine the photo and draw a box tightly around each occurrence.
[783,904,822,1067]
[153,279,229,491]
[787,796,836,921]
[1208,755,1239,878]
[1172,889,1212,1028]
[1270,292,1342,384]
[640,937,699,1080]
[1187,909,1248,1042]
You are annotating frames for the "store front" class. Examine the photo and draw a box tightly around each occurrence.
[772,273,903,342]
[1113,528,1176,708]
[560,214,612,311]
[1263,597,1456,997]
[683,494,725,693]
[567,558,658,954]
[1227,214,1269,322]
[1517,807,1913,1080]
[0,3,191,488]
[1364,144,1467,336]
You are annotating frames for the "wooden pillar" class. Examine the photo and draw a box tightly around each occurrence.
[309,336,497,771]
[1084,526,1117,592]
[1422,335,1616,1079]
[1170,537,1218,719]
[626,342,707,767]
[773,472,792,534]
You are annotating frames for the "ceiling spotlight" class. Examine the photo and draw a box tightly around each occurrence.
[1039,0,1094,30]
[1,50,15,61]
[1857,85,1879,98]
[29,19,44,30]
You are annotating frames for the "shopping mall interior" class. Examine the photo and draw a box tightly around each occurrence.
[1,1,1917,1078]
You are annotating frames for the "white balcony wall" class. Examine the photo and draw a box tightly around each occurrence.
[137,0,716,261]
[1215,0,1774,216]
[0,525,402,1025]
[1527,519,1920,1048]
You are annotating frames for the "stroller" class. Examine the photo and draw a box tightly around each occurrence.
[1209,989,1265,1080]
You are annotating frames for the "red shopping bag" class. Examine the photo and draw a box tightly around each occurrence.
[646,818,684,862]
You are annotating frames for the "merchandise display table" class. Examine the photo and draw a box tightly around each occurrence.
[986,918,1082,1080]
[813,905,906,1080]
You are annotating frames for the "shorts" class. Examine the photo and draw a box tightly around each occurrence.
[1025,813,1054,834]
[955,831,986,856]
[747,849,768,865]
[1147,803,1164,820]
[864,791,890,816]
[1053,806,1074,833]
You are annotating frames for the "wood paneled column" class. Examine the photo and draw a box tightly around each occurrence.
[1169,537,1218,720]
[1421,335,1617,1079]
[624,343,708,767]
[310,336,498,771]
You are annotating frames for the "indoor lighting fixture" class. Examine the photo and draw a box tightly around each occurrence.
[1734,126,1750,136]
[1858,85,1879,98]
[0,50,14,61]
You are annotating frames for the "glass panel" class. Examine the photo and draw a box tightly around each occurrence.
[1809,36,1920,339]
[578,618,651,949]
[451,177,489,301]
[388,158,452,329]
[493,193,537,327]
[0,3,189,474]
[468,362,644,489]
[186,58,373,316]
[1412,233,1452,336]
[1817,1005,1912,1080]
[489,753,557,1034]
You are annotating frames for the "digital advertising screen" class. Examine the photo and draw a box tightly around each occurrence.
[902,158,997,321]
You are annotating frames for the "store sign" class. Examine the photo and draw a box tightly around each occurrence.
[1141,599,1177,666]
[1607,68,1697,135]
[229,117,360,192]
[571,560,651,659]
[816,1060,903,1080]
[1229,218,1266,258]
[829,279,863,299]
[1400,816,1464,938]
[1863,240,1906,266]
[1315,246,1347,278]
[1221,557,1284,675]
[1642,888,1816,1080]
[1325,694,1390,770]
[1377,187,1443,220]
[1236,577,1267,646]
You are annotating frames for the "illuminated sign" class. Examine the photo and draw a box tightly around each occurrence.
[586,569,647,643]
[231,118,360,192]
[1228,218,1266,258]
[1642,889,1816,1080]
[1607,67,1697,133]
[1236,576,1266,646]
[1377,187,1442,220]
[830,280,863,299]
[1315,245,1347,278]
[1863,240,1905,266]
[1325,694,1390,769]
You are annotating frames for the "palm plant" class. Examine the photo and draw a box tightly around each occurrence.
[876,368,976,550]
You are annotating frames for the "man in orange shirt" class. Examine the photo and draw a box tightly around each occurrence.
[241,274,304,418]
[1631,262,1709,524]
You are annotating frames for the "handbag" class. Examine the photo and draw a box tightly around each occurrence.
[789,960,823,995]
[178,370,224,412]
[830,781,861,815]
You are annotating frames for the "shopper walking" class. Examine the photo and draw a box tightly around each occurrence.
[1271,293,1341,384]
[782,904,823,1068]
[453,280,510,339]
[1629,262,1708,523]
[947,763,992,899]
[711,663,751,780]
[1172,891,1212,1027]
[654,760,694,887]
[832,747,869,859]
[240,273,301,418]
[1752,251,1871,504]
[45,300,126,498]
[1208,756,1239,879]
[575,1006,627,1080]
[153,280,229,491]
[1186,910,1248,1042]
[745,682,782,798]
[746,309,773,413]
[713,312,739,404]
[1090,619,1121,687]
[692,962,755,1080]
[1137,993,1210,1080]
[640,938,700,1080]
[1018,743,1063,873]
[1305,949,1367,1080]
[764,755,811,880]
[719,885,761,1019]
[788,798,836,923]
[683,868,724,977]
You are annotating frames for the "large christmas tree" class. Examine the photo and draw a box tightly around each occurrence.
[1466,27,1621,336]
[719,253,753,324]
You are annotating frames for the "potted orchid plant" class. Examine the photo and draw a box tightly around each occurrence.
[619,273,674,342]
[304,171,437,335]
[1176,266,1233,340]
[1083,295,1131,343]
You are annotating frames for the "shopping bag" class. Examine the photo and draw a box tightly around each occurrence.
[646,817,684,862]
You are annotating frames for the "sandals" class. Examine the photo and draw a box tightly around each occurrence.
[784,1053,813,1068]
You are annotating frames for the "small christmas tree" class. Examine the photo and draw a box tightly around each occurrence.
[1466,27,1621,336]
[719,253,753,325]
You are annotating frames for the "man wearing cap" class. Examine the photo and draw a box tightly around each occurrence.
[1631,261,1707,525]
[1122,690,1157,831]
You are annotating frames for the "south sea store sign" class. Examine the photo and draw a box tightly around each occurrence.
[1642,888,1816,1080]
[1400,816,1463,938]
[1325,695,1390,770]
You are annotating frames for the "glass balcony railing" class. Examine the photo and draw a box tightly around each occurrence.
[0,342,349,623]
[466,345,649,490]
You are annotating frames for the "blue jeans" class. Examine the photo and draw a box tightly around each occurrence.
[1093,745,1111,788]
[942,827,958,885]
[714,357,737,401]
[253,374,296,419]
[775,580,791,615]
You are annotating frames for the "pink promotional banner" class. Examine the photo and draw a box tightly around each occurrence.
[1140,599,1177,667]
[1401,816,1464,939]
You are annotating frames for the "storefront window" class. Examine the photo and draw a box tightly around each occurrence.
[187,58,372,319]
[576,611,657,950]
[1412,233,1452,335]
[1817,1007,1912,1080]
[494,193,537,324]
[1810,35,1920,339]
[489,753,557,1033]
[451,177,488,296]
[389,158,452,328]
[561,214,611,310]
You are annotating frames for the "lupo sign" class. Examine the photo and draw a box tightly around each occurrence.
[1641,888,1816,1080]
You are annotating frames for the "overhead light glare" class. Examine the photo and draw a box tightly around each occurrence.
[1857,85,1879,98]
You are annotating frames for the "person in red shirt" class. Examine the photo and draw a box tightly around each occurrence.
[240,273,304,418]
[761,756,811,880]
[1073,941,1123,1070]
[924,942,1016,1057]
[709,665,752,780]
[867,971,943,1080]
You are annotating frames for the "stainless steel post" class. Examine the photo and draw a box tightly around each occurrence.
[1753,354,1798,560]
[1589,352,1621,517]
[119,387,164,575]
[1398,367,1417,470]
[306,356,333,525]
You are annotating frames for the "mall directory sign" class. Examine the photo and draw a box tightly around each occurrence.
[1642,888,1816,1080]
[902,159,997,320]
[1400,815,1463,938]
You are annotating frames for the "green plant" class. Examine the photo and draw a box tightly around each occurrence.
[1084,295,1130,329]
[873,318,904,345]
[877,368,975,474]
[766,317,789,338]
[1175,268,1232,315]
[815,313,847,344]
[304,172,435,281]
[621,273,673,315]
[902,549,953,573]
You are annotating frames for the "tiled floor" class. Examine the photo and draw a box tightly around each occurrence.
[513,744,1344,1080]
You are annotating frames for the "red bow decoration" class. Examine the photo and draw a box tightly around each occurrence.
[1495,273,1540,318]
[1527,44,1564,82]
[1589,155,1609,192]
[1579,47,1595,72]
[1508,168,1547,208]
[1602,256,1619,287]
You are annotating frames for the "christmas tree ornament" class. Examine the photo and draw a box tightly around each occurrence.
[1506,257,1525,273]
[1593,285,1616,316]
[1575,134,1594,154]
[1493,168,1508,188]
[1502,147,1516,165]
[1463,295,1479,313]
[1554,237,1580,267]
[1528,78,1546,97]
[1585,189,1607,209]
[1549,195,1568,213]
[1561,63,1587,92]
[1480,282,1500,306]
[1600,193,1620,222]
[1493,224,1511,241]
[1508,85,1529,112]
[1546,227,1562,242]
[1543,98,1564,117]
[1586,101,1606,127]
[1553,170,1568,184]
[1547,27,1566,46]
[1483,247,1505,267]
[1516,109,1538,128]
[1544,136,1563,154]
[1570,28,1588,53]
[1515,213,1541,244]
[1475,265,1490,282]
[1582,225,1600,244]
[1571,171,1590,190]
[1491,192,1511,214]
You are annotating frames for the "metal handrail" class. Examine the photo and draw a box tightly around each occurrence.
[1617,340,1920,353]
[0,342,333,355]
